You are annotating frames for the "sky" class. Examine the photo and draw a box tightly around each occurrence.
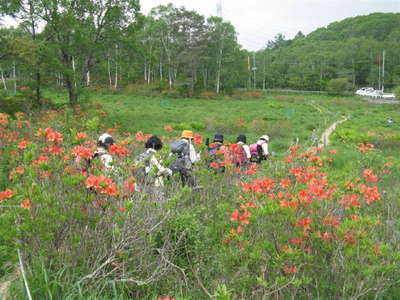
[141,0,400,50]
[2,1,399,50]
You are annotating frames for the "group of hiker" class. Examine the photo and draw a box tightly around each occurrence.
[91,130,270,192]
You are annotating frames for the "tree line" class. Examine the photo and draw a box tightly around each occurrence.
[1,1,399,105]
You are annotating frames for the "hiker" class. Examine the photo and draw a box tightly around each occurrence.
[95,133,115,171]
[233,135,251,167]
[170,130,199,186]
[134,135,172,189]
[206,133,226,172]
[250,135,270,164]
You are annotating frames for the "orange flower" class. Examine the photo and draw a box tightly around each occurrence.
[123,177,136,194]
[75,132,88,140]
[164,125,173,132]
[322,215,340,227]
[21,198,31,209]
[118,207,126,212]
[0,189,14,202]
[109,144,129,156]
[230,210,240,221]
[329,149,337,155]
[210,162,219,169]
[194,134,203,145]
[18,140,27,149]
[135,131,146,142]
[294,217,312,231]
[280,179,291,189]
[72,146,94,159]
[16,166,25,174]
[44,128,63,143]
[283,266,298,274]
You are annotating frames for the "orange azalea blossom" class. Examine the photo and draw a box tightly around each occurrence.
[349,214,360,221]
[210,162,219,168]
[44,145,64,155]
[240,176,275,194]
[283,266,298,274]
[16,166,25,174]
[245,163,257,175]
[0,189,14,202]
[329,149,337,155]
[230,210,240,221]
[118,207,126,212]
[239,210,250,225]
[339,194,361,209]
[360,185,381,204]
[32,155,50,166]
[21,199,31,209]
[75,132,88,140]
[284,155,293,163]
[280,179,291,189]
[357,143,374,152]
[164,125,173,132]
[44,128,63,143]
[157,297,176,300]
[294,217,312,231]
[362,168,379,183]
[109,144,129,156]
[194,134,202,145]
[322,215,340,227]
[123,177,136,194]
[85,175,119,196]
[135,131,146,142]
[18,140,28,149]
[72,146,94,159]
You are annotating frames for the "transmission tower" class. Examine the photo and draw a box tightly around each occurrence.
[216,0,223,17]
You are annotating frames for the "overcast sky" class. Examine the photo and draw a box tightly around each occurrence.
[2,1,399,50]
[141,0,400,50]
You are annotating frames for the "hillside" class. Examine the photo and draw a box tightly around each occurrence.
[260,13,400,91]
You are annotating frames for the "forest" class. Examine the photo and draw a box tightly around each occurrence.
[1,2,400,104]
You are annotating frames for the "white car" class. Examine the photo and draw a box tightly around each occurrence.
[356,87,396,99]
[355,87,375,96]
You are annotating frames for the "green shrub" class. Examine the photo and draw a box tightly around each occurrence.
[393,86,400,99]
[326,78,352,95]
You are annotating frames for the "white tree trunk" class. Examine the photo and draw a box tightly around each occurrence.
[159,58,163,81]
[13,61,17,93]
[72,56,77,89]
[86,70,90,87]
[0,67,7,90]
[114,44,118,89]
[107,56,112,89]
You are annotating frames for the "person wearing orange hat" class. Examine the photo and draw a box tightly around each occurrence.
[181,130,200,164]
[171,130,200,186]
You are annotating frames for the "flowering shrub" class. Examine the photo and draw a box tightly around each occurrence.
[0,106,399,299]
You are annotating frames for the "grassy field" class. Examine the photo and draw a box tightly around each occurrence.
[1,89,400,299]
[46,89,400,155]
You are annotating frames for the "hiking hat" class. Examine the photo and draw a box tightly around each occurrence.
[98,133,114,148]
[236,135,247,143]
[259,135,270,142]
[214,133,224,143]
[181,130,194,139]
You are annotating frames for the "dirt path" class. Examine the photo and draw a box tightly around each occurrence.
[318,117,348,148]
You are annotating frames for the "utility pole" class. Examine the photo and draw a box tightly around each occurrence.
[382,50,385,92]
[216,0,222,18]
[378,53,381,91]
[247,55,251,89]
[252,53,257,89]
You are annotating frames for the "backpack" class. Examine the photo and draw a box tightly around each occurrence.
[233,144,247,166]
[249,144,263,163]
[170,140,192,174]
[132,151,152,178]
[170,140,190,157]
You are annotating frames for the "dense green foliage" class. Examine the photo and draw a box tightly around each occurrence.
[0,91,400,299]
[1,7,399,103]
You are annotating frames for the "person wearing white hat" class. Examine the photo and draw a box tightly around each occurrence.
[95,133,115,170]
[249,135,270,163]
